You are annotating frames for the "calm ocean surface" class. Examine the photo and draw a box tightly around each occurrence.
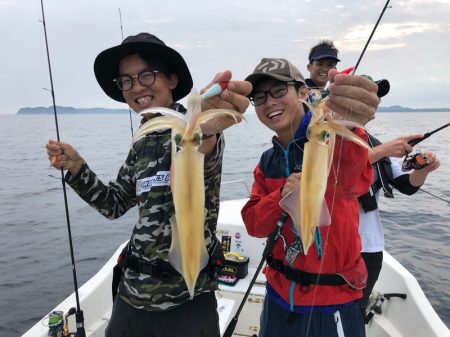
[0,112,449,336]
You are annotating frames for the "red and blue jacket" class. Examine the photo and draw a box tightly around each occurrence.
[241,114,373,308]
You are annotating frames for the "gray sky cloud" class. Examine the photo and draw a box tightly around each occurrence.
[1,0,450,114]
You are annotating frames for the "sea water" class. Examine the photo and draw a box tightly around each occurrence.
[0,112,449,336]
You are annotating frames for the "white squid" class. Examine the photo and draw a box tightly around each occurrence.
[132,90,241,298]
[281,94,372,254]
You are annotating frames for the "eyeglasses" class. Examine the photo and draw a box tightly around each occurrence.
[249,82,295,106]
[114,70,160,91]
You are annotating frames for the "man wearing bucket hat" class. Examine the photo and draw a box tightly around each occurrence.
[358,80,441,319]
[46,32,251,337]
[241,58,379,337]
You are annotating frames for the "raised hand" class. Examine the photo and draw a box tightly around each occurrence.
[46,140,84,175]
[326,69,379,125]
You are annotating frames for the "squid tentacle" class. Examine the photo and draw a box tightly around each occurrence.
[132,116,186,144]
[138,107,189,121]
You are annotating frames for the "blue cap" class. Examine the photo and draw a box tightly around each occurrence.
[309,48,340,63]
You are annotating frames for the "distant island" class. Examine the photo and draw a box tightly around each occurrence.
[376,105,450,113]
[16,105,450,115]
[16,106,130,115]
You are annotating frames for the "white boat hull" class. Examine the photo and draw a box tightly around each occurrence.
[23,199,449,337]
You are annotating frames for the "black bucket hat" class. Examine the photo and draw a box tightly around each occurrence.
[94,33,193,103]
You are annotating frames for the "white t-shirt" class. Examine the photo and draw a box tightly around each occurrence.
[359,158,404,253]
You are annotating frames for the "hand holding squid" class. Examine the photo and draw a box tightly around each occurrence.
[201,70,252,113]
[325,69,379,125]
[199,71,251,136]
[281,173,302,198]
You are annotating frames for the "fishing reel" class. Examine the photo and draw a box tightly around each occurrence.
[402,150,428,172]
[46,308,80,337]
[365,292,407,324]
[365,293,385,324]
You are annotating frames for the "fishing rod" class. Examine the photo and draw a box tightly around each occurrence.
[401,121,449,171]
[118,8,134,137]
[323,1,391,99]
[372,121,450,167]
[223,212,288,337]
[118,8,124,41]
[352,0,391,74]
[39,1,86,336]
[408,122,450,146]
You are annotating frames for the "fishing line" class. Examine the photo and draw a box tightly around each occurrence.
[118,8,134,138]
[39,1,86,336]
[303,127,345,336]
[221,180,251,196]
[418,188,450,205]
[290,99,304,171]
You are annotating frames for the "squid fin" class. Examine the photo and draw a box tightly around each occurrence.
[168,215,184,278]
[327,133,336,175]
[279,187,331,255]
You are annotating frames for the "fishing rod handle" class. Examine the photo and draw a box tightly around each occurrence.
[408,135,428,146]
[75,310,86,337]
[223,212,288,337]
[408,122,450,146]
[262,212,288,259]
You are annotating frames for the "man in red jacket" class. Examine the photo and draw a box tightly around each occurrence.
[241,58,378,337]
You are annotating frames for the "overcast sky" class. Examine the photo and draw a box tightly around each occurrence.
[1,0,450,114]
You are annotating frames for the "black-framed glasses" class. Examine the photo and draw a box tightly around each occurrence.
[114,70,160,91]
[249,81,295,106]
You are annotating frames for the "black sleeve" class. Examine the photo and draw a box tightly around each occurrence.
[391,174,421,195]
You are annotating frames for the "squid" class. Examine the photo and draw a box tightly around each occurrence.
[280,92,372,254]
[132,90,242,298]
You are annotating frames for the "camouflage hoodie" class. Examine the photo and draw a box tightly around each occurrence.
[66,104,224,311]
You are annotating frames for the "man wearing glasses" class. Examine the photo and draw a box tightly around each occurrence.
[46,32,251,337]
[241,58,378,337]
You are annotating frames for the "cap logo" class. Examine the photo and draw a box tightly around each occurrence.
[257,59,287,73]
